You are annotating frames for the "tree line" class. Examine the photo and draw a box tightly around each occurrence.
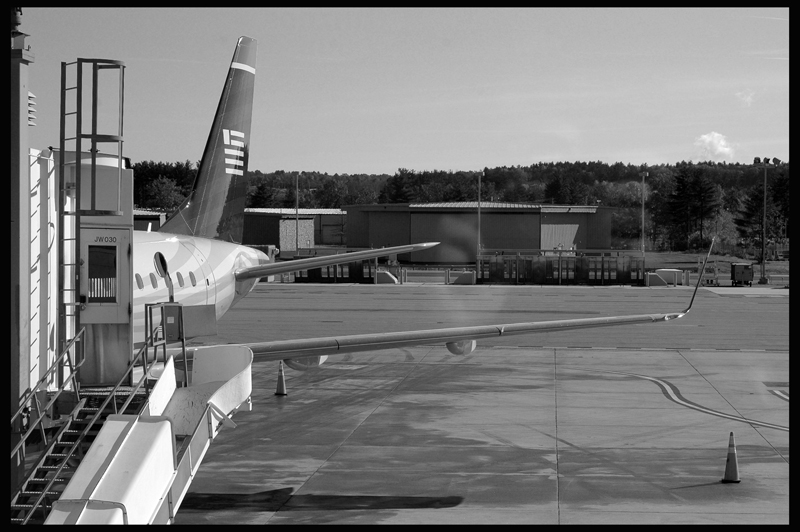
[131,159,789,253]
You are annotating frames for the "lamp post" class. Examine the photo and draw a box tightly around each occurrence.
[640,171,648,258]
[477,169,482,259]
[753,157,780,284]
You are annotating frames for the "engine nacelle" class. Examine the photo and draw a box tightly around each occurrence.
[446,340,477,355]
[283,355,328,371]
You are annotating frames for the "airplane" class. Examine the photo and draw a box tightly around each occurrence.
[132,35,713,371]
[130,36,438,353]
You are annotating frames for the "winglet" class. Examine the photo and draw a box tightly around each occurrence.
[679,237,715,317]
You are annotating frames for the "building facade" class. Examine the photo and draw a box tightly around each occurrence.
[344,202,611,263]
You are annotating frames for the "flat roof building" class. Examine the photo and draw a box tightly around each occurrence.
[344,202,611,263]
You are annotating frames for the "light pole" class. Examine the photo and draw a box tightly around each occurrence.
[753,157,780,284]
[477,169,482,259]
[640,171,647,258]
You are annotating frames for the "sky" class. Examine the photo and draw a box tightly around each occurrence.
[21,8,789,176]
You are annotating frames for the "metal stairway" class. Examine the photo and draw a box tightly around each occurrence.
[10,308,172,525]
[11,393,147,525]
[10,367,151,524]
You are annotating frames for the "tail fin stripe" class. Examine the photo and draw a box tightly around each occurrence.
[231,62,255,74]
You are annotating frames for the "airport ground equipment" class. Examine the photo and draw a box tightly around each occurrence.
[730,263,754,287]
[698,258,719,286]
[768,274,789,287]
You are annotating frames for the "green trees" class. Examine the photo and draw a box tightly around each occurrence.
[665,164,722,250]
[131,159,196,209]
[734,177,787,245]
[378,168,485,203]
[129,158,786,254]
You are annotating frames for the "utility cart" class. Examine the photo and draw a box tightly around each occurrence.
[731,262,753,287]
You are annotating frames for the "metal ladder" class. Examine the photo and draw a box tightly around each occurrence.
[56,57,126,372]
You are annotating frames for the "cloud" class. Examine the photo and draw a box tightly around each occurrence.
[735,89,755,107]
[694,132,735,161]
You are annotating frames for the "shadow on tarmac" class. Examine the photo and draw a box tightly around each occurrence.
[180,488,463,512]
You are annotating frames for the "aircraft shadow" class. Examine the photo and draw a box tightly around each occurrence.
[179,488,463,512]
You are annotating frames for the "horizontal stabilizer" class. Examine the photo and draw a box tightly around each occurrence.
[234,242,439,281]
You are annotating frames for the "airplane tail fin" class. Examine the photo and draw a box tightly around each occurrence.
[159,36,257,242]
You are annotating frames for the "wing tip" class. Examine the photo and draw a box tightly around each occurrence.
[682,236,716,314]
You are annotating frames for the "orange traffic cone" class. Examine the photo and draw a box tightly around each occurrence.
[275,361,287,396]
[721,431,740,483]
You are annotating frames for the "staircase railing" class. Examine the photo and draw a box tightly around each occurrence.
[10,328,85,461]
[11,317,168,524]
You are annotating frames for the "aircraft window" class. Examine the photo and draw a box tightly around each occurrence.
[189,271,197,287]
[149,273,158,289]
[135,274,144,290]
[176,272,184,287]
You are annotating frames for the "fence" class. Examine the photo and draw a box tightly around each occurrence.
[476,250,645,285]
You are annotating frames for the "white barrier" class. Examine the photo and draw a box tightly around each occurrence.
[46,416,175,524]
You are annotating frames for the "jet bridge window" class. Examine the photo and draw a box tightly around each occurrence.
[88,245,117,303]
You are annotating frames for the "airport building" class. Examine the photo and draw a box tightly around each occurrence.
[243,208,346,251]
[343,202,612,263]
[138,204,611,263]
[133,209,166,232]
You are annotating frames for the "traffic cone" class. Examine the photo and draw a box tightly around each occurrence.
[275,361,287,396]
[721,431,740,483]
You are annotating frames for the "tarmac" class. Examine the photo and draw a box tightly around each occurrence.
[174,282,788,524]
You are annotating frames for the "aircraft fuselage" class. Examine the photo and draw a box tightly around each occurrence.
[132,230,269,343]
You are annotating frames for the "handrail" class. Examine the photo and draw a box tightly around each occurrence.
[50,499,129,525]
[13,303,188,524]
[12,323,164,524]
[116,328,169,413]
[10,328,86,459]
[11,328,85,423]
[14,399,86,525]
[63,303,188,457]
[72,324,161,436]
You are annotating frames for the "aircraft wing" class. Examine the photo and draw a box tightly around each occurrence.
[234,242,440,281]
[245,309,689,362]
[243,239,716,363]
